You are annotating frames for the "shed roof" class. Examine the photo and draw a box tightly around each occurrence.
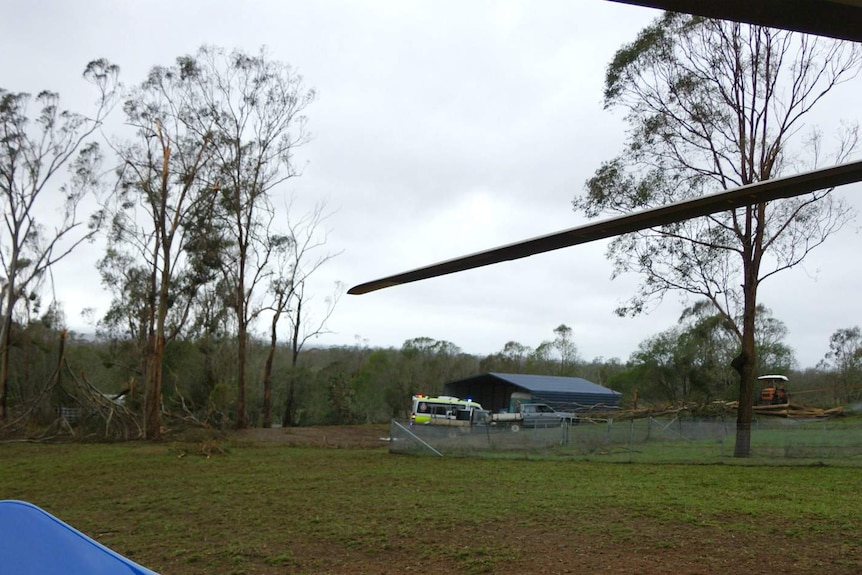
[446,372,621,398]
[483,372,622,397]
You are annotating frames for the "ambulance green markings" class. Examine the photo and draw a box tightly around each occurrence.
[410,395,485,426]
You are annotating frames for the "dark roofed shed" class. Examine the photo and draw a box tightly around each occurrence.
[444,372,622,413]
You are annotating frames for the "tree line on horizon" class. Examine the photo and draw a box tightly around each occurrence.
[1,314,860,438]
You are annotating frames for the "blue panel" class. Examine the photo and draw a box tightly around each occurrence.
[0,500,159,575]
[488,373,623,397]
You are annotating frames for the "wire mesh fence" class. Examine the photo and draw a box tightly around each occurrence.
[389,415,862,465]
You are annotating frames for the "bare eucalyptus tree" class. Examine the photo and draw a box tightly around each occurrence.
[0,60,119,420]
[262,201,341,427]
[575,13,862,455]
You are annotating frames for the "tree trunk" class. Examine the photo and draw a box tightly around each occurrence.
[283,298,303,426]
[733,210,761,458]
[263,290,288,428]
[144,332,164,439]
[0,267,18,422]
[145,248,172,440]
[262,318,278,428]
[0,315,11,421]
[235,233,249,430]
[732,345,756,457]
[236,325,248,429]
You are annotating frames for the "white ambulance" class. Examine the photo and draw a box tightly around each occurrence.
[410,395,486,426]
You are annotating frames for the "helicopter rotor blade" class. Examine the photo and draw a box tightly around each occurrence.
[349,160,862,295]
[607,0,862,44]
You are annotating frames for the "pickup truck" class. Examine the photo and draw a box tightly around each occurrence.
[487,403,578,432]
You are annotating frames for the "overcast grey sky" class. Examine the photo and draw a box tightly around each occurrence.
[2,1,861,368]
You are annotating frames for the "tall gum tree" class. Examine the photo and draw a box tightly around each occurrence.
[0,60,119,420]
[107,63,220,439]
[574,13,862,456]
[179,46,316,429]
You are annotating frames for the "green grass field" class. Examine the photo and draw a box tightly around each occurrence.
[1,436,861,574]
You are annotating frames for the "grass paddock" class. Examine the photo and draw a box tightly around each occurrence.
[1,436,860,574]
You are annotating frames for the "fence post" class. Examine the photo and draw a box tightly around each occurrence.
[820,420,827,461]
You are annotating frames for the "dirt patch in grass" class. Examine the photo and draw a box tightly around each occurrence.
[153,510,860,575]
